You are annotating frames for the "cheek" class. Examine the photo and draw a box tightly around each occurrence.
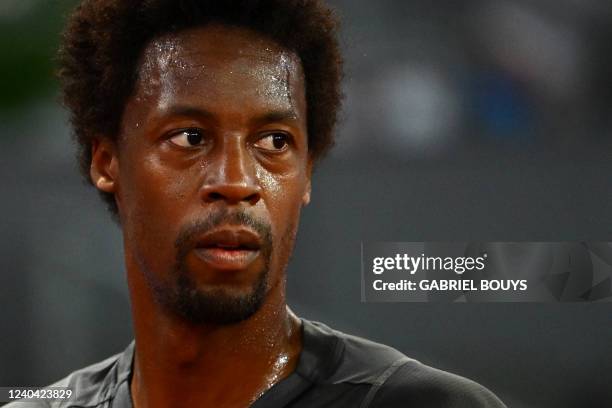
[259,163,307,202]
[258,166,307,247]
[118,150,198,260]
[121,152,195,218]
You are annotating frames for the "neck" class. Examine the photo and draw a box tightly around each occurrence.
[127,265,302,408]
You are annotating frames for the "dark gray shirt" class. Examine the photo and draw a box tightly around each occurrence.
[5,319,506,408]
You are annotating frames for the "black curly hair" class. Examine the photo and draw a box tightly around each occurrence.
[57,0,343,215]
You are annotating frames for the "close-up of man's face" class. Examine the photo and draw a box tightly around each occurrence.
[91,24,312,325]
[7,2,612,407]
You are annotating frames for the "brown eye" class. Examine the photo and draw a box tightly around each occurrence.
[255,133,289,152]
[168,128,206,147]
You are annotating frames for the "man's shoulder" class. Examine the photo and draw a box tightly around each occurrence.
[304,320,506,408]
[303,319,409,384]
[3,345,132,408]
[369,358,507,407]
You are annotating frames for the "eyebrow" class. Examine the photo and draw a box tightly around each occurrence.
[163,105,299,125]
[254,110,299,124]
[163,105,216,120]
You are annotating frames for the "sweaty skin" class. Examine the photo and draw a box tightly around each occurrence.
[89,25,312,408]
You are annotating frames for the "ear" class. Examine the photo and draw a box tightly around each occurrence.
[90,137,119,194]
[302,158,313,206]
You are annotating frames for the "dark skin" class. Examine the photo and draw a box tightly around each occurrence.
[89,25,312,408]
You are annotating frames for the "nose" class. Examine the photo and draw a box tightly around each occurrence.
[199,137,262,206]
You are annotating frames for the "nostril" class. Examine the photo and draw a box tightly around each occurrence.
[200,185,261,204]
[245,193,261,205]
[208,192,224,201]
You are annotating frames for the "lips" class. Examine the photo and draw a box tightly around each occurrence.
[192,228,262,271]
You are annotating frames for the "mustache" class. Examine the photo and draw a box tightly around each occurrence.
[174,209,272,253]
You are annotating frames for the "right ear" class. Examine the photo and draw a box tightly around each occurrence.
[90,137,119,194]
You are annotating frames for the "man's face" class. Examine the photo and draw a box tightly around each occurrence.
[94,25,311,324]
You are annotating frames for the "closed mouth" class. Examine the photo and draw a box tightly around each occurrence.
[192,227,262,270]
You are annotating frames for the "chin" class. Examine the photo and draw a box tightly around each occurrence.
[154,267,270,325]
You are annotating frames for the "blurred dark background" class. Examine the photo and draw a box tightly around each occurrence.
[1,1,612,407]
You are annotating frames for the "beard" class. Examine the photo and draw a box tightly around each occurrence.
[144,209,273,325]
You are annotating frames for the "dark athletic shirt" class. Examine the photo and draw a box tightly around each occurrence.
[5,319,506,408]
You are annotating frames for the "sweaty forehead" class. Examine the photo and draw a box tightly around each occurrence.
[133,25,305,113]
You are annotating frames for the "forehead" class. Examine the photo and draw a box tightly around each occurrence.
[131,25,305,116]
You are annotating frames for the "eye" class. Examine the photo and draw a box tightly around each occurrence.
[167,128,206,147]
[254,132,290,152]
